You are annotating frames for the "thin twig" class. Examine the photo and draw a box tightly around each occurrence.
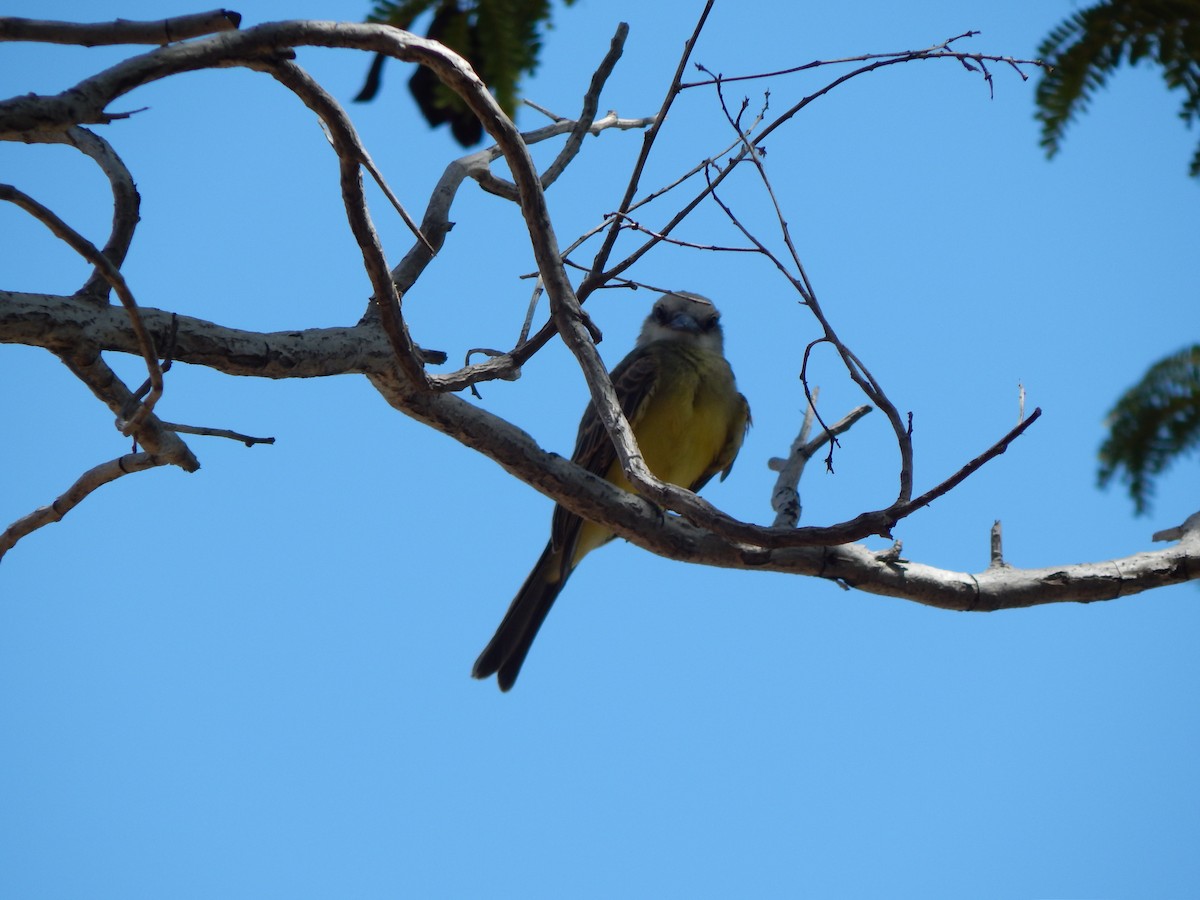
[896,408,1043,519]
[472,24,634,200]
[0,10,242,46]
[517,280,545,346]
[357,144,434,255]
[540,23,628,188]
[771,400,873,528]
[581,0,715,295]
[679,31,1042,90]
[0,452,166,561]
[707,72,914,497]
[608,211,760,253]
[161,422,275,446]
[0,183,163,431]
[52,349,199,470]
[255,58,430,390]
[989,520,1006,567]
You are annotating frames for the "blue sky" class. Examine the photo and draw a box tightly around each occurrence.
[2,1,1198,897]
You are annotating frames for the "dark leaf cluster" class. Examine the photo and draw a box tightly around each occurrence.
[358,0,577,145]
[1035,0,1200,176]
[1099,344,1200,513]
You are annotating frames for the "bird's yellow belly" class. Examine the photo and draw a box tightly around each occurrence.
[573,367,737,562]
[611,384,733,491]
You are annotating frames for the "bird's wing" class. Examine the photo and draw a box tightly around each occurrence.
[549,348,661,556]
[691,389,752,493]
[716,391,752,482]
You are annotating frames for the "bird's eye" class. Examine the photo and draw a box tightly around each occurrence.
[653,304,670,324]
[703,315,719,330]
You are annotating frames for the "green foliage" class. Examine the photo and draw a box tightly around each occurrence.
[1099,344,1200,513]
[1035,0,1200,177]
[360,0,577,146]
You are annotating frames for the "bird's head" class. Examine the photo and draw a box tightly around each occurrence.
[637,291,725,353]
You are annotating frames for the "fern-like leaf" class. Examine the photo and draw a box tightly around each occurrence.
[1099,344,1200,514]
[357,0,578,147]
[1035,0,1200,178]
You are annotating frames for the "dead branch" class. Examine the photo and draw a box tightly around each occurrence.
[0,13,1194,610]
[0,452,168,562]
[162,422,275,446]
[0,184,163,432]
[253,57,429,390]
[0,10,241,47]
[19,127,140,301]
[771,399,874,528]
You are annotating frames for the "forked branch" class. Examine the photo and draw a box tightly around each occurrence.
[1,10,1193,609]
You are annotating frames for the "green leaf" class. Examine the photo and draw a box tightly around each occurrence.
[1035,0,1200,178]
[1099,344,1200,514]
[357,0,579,147]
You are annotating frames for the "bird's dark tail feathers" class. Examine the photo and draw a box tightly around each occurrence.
[472,542,570,691]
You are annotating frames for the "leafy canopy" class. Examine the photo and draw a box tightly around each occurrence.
[1099,344,1200,514]
[1035,0,1200,177]
[360,0,577,145]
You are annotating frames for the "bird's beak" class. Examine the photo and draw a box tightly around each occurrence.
[666,312,702,333]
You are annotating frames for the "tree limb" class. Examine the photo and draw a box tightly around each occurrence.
[0,452,169,562]
[1,15,1194,609]
[0,10,241,47]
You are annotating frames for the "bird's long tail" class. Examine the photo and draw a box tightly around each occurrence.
[472,542,570,691]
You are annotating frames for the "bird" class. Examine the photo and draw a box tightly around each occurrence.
[472,291,751,691]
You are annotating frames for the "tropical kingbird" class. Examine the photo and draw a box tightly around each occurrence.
[472,292,751,691]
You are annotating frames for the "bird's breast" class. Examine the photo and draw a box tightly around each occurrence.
[613,347,740,491]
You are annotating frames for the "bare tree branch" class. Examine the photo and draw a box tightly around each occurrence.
[582,0,716,293]
[162,422,275,446]
[251,57,430,390]
[0,10,241,47]
[771,398,874,528]
[0,291,390,379]
[19,126,140,301]
[0,14,1193,610]
[0,452,168,562]
[0,184,163,432]
[369,369,1200,607]
[473,22,631,201]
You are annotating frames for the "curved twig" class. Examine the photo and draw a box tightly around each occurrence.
[0,452,168,561]
[0,184,163,431]
[253,58,429,390]
[17,126,140,302]
[581,0,715,294]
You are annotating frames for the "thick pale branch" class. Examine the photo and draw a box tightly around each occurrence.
[0,18,656,498]
[369,370,1200,605]
[0,19,1055,551]
[0,11,241,47]
[0,291,394,379]
[2,18,1193,605]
